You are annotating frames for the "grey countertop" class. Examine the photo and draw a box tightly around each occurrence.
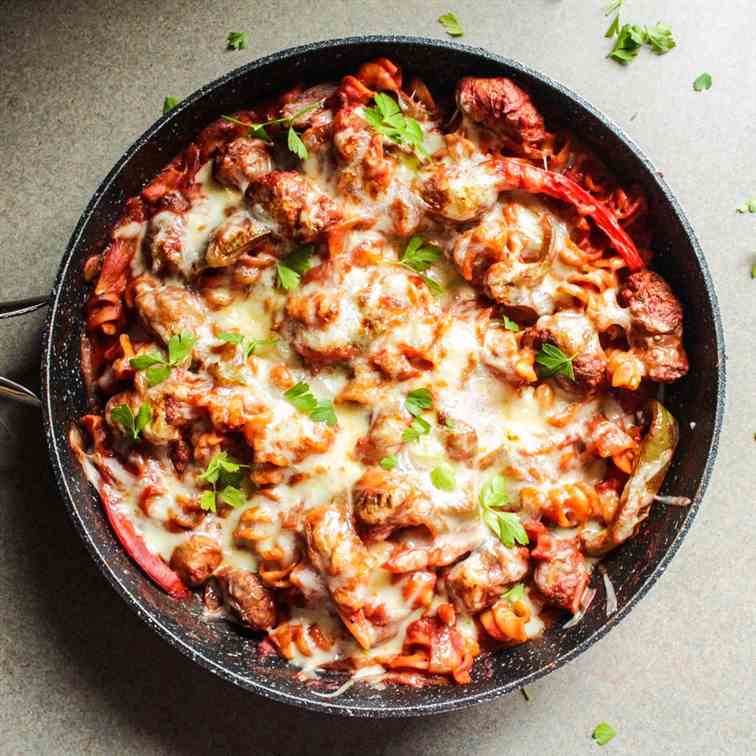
[0,1,753,754]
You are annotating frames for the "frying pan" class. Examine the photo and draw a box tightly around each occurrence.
[0,36,725,717]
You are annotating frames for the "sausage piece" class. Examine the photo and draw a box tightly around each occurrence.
[619,270,689,382]
[446,541,529,613]
[246,171,342,243]
[214,566,277,630]
[169,535,223,587]
[214,137,273,192]
[531,534,589,614]
[456,77,546,149]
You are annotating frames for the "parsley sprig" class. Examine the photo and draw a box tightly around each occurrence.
[223,101,321,160]
[218,331,278,359]
[111,402,152,442]
[535,343,576,381]
[606,14,676,64]
[276,245,314,291]
[397,236,443,295]
[363,93,429,160]
[737,197,756,213]
[198,451,248,513]
[130,332,196,387]
[284,382,337,426]
[402,388,433,443]
[379,455,398,470]
[479,475,528,548]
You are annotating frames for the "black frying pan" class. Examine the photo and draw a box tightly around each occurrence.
[1,36,725,717]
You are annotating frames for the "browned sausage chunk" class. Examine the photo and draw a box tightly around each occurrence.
[531,534,589,614]
[215,566,277,630]
[169,536,222,587]
[440,416,478,462]
[246,171,342,243]
[214,137,273,192]
[456,77,546,149]
[619,270,689,382]
[353,467,442,535]
[445,541,529,613]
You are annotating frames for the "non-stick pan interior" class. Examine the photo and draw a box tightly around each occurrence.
[42,36,724,716]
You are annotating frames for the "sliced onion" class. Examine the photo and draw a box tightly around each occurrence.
[563,586,597,629]
[599,565,617,617]
[654,495,692,507]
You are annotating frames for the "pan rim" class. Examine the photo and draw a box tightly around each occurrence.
[40,34,726,717]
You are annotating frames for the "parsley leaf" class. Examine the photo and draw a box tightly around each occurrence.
[111,402,152,441]
[608,23,647,64]
[751,262,756,279]
[479,475,529,548]
[167,332,195,366]
[501,314,520,332]
[604,14,621,38]
[592,722,617,746]
[145,364,172,387]
[200,490,217,513]
[129,352,164,370]
[162,96,178,115]
[736,197,756,213]
[693,72,713,92]
[380,455,398,470]
[398,236,443,295]
[310,400,338,427]
[287,126,309,160]
[431,464,456,491]
[535,343,576,381]
[405,387,433,417]
[438,12,463,37]
[363,93,429,160]
[219,331,278,359]
[403,415,431,443]
[645,22,676,54]
[226,31,247,51]
[276,245,314,291]
[219,485,246,508]
[284,382,338,426]
[502,583,525,603]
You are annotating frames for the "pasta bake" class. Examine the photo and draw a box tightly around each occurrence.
[72,58,688,687]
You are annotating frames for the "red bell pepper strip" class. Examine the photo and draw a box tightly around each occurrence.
[489,157,645,271]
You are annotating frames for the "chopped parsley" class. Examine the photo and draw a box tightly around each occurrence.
[405,387,433,417]
[276,245,315,291]
[226,31,248,51]
[751,262,756,279]
[431,463,456,491]
[438,12,463,37]
[198,451,248,513]
[693,72,713,92]
[398,236,443,295]
[283,382,337,426]
[604,5,676,64]
[379,455,398,470]
[363,93,429,160]
[479,475,528,548]
[111,402,152,441]
[535,343,576,381]
[592,722,617,746]
[162,96,179,115]
[736,197,756,213]
[130,332,196,387]
[608,24,647,64]
[645,22,676,54]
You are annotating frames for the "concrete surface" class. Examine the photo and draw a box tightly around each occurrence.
[0,1,753,754]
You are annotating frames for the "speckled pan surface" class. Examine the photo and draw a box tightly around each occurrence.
[40,36,725,717]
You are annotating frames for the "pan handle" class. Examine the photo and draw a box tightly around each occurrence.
[0,294,49,406]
